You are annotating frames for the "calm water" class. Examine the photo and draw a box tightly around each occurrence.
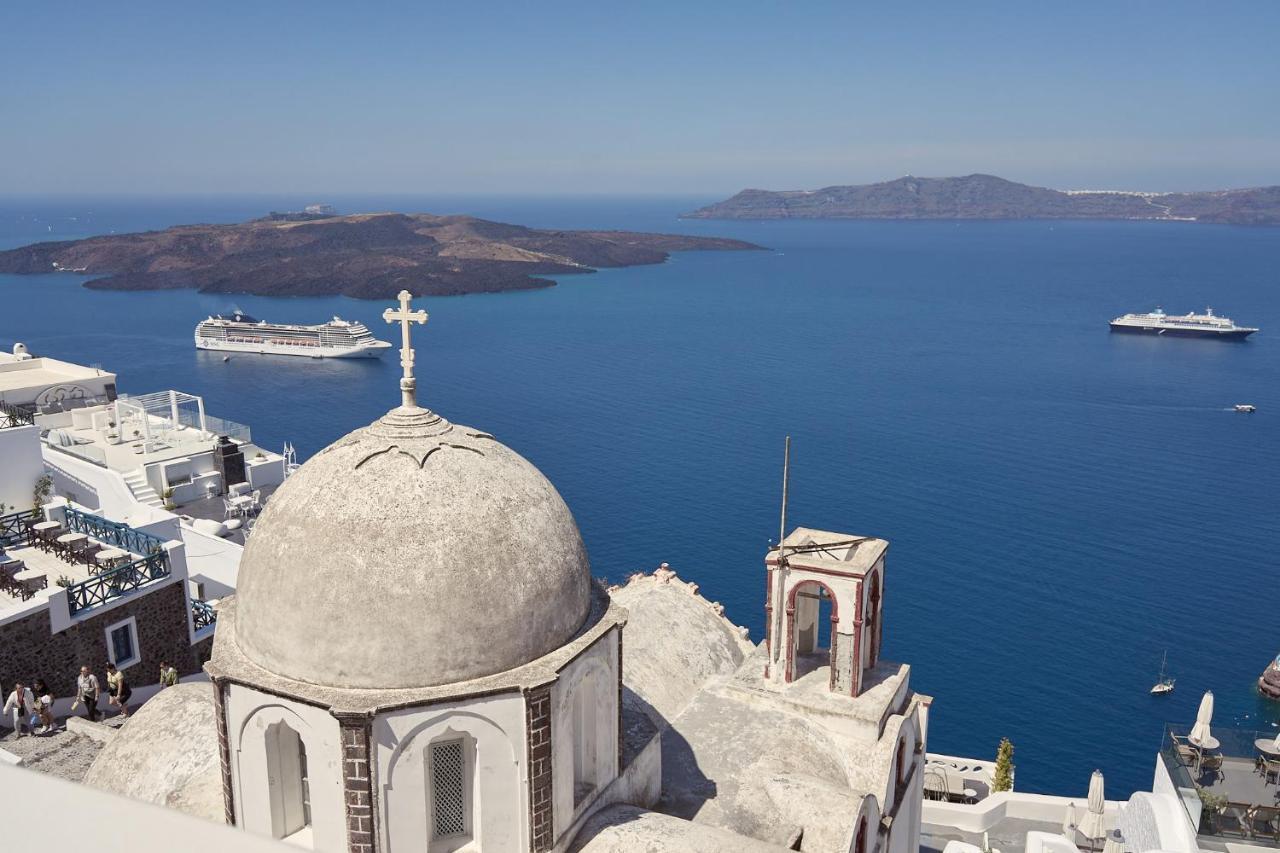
[2,196,1278,797]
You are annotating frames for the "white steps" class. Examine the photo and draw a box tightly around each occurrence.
[123,469,164,508]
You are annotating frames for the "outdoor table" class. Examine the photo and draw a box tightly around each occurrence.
[32,521,61,535]
[94,548,129,572]
[1191,735,1222,750]
[56,532,89,549]
[14,569,47,593]
[229,494,257,515]
[1255,738,1280,759]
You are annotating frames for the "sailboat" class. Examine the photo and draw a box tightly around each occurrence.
[1151,651,1175,695]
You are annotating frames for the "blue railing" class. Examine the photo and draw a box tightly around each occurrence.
[0,509,39,547]
[64,506,166,556]
[192,598,217,631]
[66,550,171,615]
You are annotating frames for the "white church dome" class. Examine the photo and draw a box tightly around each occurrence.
[233,403,592,690]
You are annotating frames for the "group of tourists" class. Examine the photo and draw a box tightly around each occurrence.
[3,660,179,738]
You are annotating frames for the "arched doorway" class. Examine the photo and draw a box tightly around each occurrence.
[867,571,882,668]
[787,580,838,682]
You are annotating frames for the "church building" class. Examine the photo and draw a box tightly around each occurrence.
[150,291,927,853]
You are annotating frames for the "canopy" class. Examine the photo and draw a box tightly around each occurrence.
[1077,770,1108,841]
[1189,690,1214,745]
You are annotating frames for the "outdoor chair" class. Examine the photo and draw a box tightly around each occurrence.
[1263,759,1280,786]
[1251,806,1280,842]
[1170,734,1198,766]
[223,497,240,520]
[1200,752,1225,783]
[250,490,262,513]
[1214,803,1252,838]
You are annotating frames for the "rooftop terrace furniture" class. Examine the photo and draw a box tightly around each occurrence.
[1263,759,1280,786]
[1201,752,1225,783]
[1252,806,1280,842]
[1171,732,1199,765]
[1214,803,1252,838]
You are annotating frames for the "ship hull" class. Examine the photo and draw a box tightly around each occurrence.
[195,338,391,358]
[1109,324,1256,340]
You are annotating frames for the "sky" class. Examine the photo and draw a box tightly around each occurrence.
[2,2,1278,196]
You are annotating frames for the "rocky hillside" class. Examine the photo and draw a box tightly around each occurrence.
[0,212,763,298]
[685,174,1280,225]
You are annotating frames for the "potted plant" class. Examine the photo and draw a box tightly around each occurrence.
[1197,787,1227,832]
[162,487,177,511]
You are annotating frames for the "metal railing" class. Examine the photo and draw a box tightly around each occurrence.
[192,598,217,631]
[0,509,39,548]
[0,400,36,429]
[64,506,166,556]
[66,550,171,615]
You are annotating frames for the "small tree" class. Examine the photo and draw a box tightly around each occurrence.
[993,737,1015,792]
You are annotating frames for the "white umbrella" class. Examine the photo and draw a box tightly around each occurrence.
[1062,801,1078,840]
[1189,691,1214,745]
[1077,770,1108,849]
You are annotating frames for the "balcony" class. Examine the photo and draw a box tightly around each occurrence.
[1161,725,1280,847]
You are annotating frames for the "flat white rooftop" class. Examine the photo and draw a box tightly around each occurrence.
[0,355,115,396]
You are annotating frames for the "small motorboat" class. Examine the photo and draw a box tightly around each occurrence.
[1151,651,1175,695]
[1234,404,1256,413]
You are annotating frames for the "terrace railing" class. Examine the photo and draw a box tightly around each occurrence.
[0,508,39,548]
[0,400,36,429]
[64,506,166,556]
[66,550,171,615]
[192,598,217,631]
[1163,724,1280,845]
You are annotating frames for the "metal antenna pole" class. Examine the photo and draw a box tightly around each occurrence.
[779,435,791,563]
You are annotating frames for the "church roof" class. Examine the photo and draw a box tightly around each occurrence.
[230,291,593,690]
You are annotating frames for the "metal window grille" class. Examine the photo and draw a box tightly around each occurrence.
[431,740,466,838]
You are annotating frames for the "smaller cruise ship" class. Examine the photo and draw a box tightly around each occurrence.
[195,312,393,358]
[1109,307,1258,339]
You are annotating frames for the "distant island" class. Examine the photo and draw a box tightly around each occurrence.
[0,212,762,298]
[685,174,1280,225]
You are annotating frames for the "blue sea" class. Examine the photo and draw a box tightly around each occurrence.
[2,196,1277,798]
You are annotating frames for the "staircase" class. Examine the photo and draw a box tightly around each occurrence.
[123,469,164,508]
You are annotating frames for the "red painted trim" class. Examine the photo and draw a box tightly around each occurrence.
[851,579,865,697]
[868,569,883,668]
[784,579,839,684]
[764,566,774,657]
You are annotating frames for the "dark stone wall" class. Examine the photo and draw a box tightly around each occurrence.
[525,684,553,852]
[338,715,377,853]
[0,581,211,698]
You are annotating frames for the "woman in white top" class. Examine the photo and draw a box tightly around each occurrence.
[3,681,37,737]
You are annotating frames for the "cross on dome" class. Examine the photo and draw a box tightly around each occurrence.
[383,289,429,410]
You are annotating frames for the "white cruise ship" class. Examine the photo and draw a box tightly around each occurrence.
[194,312,393,358]
[1109,307,1258,340]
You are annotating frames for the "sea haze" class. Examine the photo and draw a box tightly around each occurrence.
[2,196,1278,797]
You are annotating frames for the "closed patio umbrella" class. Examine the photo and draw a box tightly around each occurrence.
[1077,770,1108,851]
[1189,691,1214,745]
[1062,801,1077,840]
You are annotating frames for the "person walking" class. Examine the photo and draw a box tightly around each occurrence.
[3,680,36,738]
[158,661,178,689]
[31,678,54,734]
[105,663,132,717]
[74,665,101,722]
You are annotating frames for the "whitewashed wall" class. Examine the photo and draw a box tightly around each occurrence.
[375,691,528,853]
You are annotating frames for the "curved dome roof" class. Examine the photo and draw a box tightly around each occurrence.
[233,404,592,689]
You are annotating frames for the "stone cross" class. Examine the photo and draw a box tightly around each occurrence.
[383,289,429,409]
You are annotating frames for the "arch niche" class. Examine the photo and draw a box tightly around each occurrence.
[786,579,839,684]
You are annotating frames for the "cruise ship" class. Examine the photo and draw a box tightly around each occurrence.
[1109,307,1259,339]
[194,312,393,358]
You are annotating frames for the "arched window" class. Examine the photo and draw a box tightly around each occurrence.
[572,672,600,806]
[854,817,868,853]
[897,738,908,784]
[429,736,474,850]
[264,721,311,840]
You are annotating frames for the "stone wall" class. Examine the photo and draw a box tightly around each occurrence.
[0,582,210,699]
[526,684,554,852]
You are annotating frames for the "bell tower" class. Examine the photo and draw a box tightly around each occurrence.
[764,528,888,696]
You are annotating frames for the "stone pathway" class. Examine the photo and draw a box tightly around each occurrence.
[0,715,127,782]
